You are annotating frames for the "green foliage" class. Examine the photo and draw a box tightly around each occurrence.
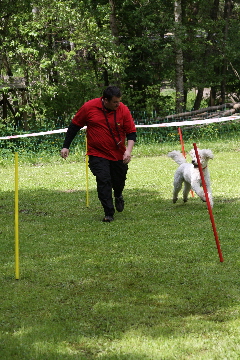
[1,0,240,127]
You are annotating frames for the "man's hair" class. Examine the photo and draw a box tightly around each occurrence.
[103,86,122,100]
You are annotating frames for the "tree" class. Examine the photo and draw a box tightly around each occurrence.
[220,0,234,103]
[174,0,184,113]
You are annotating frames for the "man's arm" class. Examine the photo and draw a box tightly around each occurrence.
[60,122,81,159]
[123,132,136,164]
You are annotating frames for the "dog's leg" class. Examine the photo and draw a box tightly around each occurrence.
[191,176,213,208]
[204,174,213,208]
[207,192,213,207]
[205,184,213,207]
[183,181,191,202]
[191,183,205,202]
[173,177,183,203]
[194,186,213,207]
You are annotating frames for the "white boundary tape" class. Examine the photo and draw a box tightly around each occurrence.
[0,115,240,140]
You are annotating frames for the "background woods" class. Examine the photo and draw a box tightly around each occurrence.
[0,0,240,130]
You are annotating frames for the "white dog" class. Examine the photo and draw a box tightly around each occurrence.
[168,148,214,207]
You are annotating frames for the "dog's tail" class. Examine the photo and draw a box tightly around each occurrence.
[168,150,187,165]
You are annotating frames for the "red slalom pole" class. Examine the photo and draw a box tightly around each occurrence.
[193,143,223,262]
[178,127,186,158]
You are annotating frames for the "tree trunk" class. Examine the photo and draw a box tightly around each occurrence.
[109,0,119,45]
[174,0,184,113]
[103,68,109,87]
[21,91,29,131]
[204,0,220,106]
[109,0,121,86]
[209,87,216,106]
[221,0,234,103]
[2,93,8,119]
[210,0,220,20]
[193,87,204,110]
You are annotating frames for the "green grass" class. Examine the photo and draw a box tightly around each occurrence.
[1,139,240,359]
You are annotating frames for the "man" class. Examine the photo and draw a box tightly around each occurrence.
[60,86,136,222]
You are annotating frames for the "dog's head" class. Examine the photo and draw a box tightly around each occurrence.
[189,148,214,168]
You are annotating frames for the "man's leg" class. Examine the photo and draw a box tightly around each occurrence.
[88,156,115,217]
[110,160,128,211]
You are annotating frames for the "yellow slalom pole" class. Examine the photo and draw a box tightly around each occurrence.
[15,152,19,280]
[85,134,89,207]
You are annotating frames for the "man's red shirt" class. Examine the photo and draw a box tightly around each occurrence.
[72,97,136,161]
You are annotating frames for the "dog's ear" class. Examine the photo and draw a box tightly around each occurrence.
[202,149,214,159]
[189,148,197,158]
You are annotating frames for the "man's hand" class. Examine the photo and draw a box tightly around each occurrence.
[123,149,131,164]
[61,148,69,159]
[123,140,134,164]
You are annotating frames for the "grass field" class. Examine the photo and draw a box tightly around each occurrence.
[1,139,240,359]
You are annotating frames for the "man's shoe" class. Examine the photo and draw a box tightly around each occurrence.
[102,215,114,222]
[115,195,124,212]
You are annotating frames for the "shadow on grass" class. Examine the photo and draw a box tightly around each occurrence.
[1,188,240,359]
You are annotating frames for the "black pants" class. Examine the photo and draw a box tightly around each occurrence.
[88,155,128,216]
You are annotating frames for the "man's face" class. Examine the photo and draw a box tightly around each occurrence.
[103,96,121,111]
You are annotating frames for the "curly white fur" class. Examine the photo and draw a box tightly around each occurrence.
[168,148,214,207]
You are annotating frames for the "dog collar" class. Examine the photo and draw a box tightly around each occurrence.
[194,165,207,170]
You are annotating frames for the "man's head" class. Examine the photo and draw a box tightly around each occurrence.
[102,86,122,111]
